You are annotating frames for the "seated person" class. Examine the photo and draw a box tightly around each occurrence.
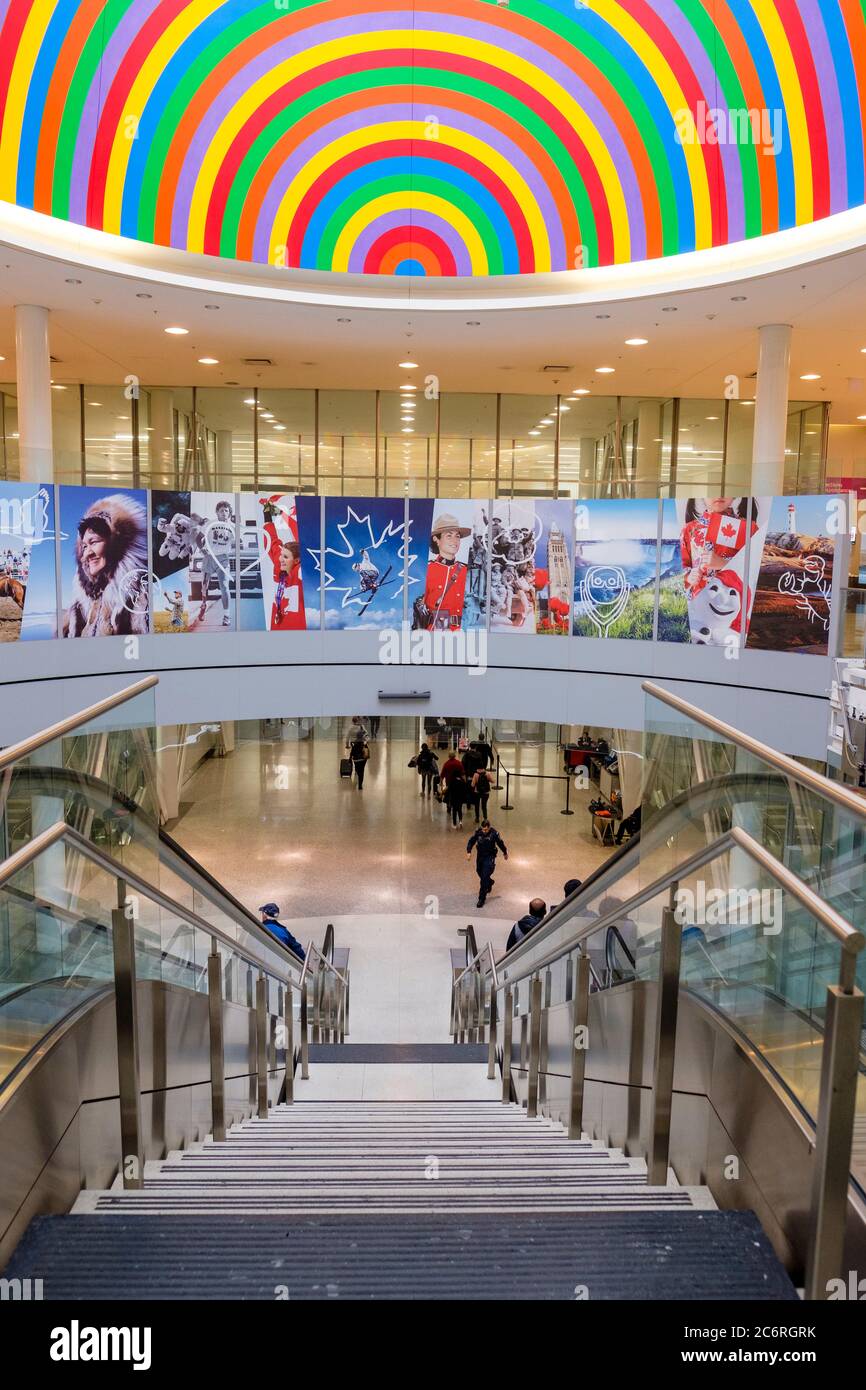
[615,806,642,844]
[506,897,547,952]
[259,902,305,962]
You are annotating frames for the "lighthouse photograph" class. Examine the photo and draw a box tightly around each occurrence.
[746,495,836,655]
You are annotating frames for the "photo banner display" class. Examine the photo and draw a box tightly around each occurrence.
[407,498,487,632]
[24,487,847,658]
[0,482,57,643]
[60,486,149,638]
[660,496,760,647]
[151,491,239,633]
[573,499,660,639]
[317,498,406,631]
[489,498,572,635]
[745,496,836,655]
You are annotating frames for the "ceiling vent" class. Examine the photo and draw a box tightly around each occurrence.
[241,357,273,366]
[542,364,572,373]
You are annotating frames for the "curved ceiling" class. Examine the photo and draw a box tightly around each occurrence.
[1,0,865,279]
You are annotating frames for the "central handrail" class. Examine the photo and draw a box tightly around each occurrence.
[299,941,349,989]
[0,675,159,772]
[643,678,866,825]
[0,820,297,987]
[453,940,498,991]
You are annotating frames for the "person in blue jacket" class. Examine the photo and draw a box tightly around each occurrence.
[259,903,305,962]
[466,819,508,908]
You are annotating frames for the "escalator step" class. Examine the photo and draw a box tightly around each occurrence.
[6,1210,798,1301]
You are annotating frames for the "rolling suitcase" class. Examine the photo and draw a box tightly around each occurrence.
[340,757,353,778]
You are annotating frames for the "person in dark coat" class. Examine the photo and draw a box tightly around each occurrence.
[445,767,467,829]
[506,898,547,952]
[349,734,369,789]
[466,819,508,907]
[259,903,305,962]
[416,742,438,796]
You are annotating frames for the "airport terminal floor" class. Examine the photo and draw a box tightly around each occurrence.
[5,0,866,1346]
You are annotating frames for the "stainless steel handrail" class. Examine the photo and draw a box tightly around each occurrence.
[0,821,297,987]
[496,825,863,991]
[0,675,159,772]
[454,940,498,991]
[300,940,350,988]
[643,678,866,824]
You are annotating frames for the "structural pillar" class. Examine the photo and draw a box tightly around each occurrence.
[751,324,791,495]
[14,305,53,482]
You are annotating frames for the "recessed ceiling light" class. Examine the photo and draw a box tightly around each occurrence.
[50,383,66,390]
[274,425,287,431]
[595,314,610,320]
[572,388,590,395]
[398,360,418,369]
[529,429,541,436]
[740,399,755,405]
[205,304,220,310]
[244,398,256,405]
[402,427,414,434]
[198,357,218,365]
[88,401,101,407]
[337,317,351,323]
[466,321,480,326]
[800,373,821,380]
[596,366,615,374]
[262,413,274,420]
[625,337,648,346]
[730,296,747,302]
[65,278,81,285]
[165,326,188,335]
[705,415,719,421]
[400,384,417,392]
[541,416,554,424]
[136,292,152,300]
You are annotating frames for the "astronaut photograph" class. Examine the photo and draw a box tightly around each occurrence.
[151,491,238,633]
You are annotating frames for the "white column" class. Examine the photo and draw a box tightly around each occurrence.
[751,323,791,494]
[149,389,175,486]
[635,401,661,498]
[14,304,53,482]
[215,429,233,492]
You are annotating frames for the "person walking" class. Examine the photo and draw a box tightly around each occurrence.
[466,819,508,907]
[471,765,491,822]
[349,732,370,789]
[368,715,381,739]
[445,766,467,829]
[416,742,438,796]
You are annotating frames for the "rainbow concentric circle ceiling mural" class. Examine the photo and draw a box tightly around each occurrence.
[0,0,864,277]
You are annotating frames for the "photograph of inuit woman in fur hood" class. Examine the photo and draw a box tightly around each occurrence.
[62,491,150,638]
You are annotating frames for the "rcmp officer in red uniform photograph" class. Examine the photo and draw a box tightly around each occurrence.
[412,512,470,631]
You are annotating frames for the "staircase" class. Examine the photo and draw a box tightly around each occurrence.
[6,1098,798,1298]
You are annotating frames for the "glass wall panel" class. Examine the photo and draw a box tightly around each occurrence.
[499,394,556,495]
[253,388,313,492]
[193,387,256,493]
[380,389,436,497]
[0,386,18,480]
[438,393,495,496]
[318,389,375,495]
[724,397,756,492]
[558,393,615,497]
[80,385,139,487]
[671,399,725,496]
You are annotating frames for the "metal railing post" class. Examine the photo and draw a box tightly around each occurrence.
[300,981,310,1078]
[804,977,865,1299]
[561,773,573,816]
[568,951,590,1139]
[487,981,498,1080]
[647,896,682,1184]
[255,972,268,1119]
[501,986,513,1103]
[207,938,226,1141]
[493,753,503,791]
[111,887,143,1190]
[502,769,513,811]
[527,975,542,1118]
[284,985,295,1104]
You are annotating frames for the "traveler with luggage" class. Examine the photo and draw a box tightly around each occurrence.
[445,766,467,829]
[349,734,370,790]
[466,819,508,907]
